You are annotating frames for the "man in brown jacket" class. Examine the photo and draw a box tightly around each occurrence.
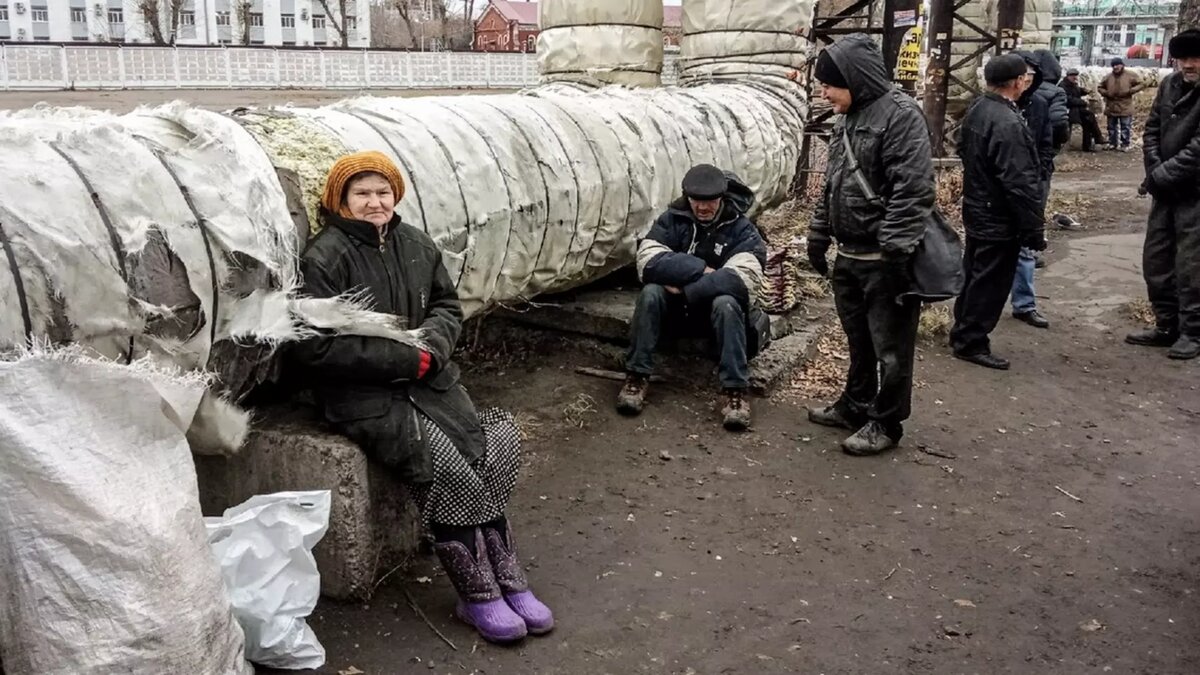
[1099,57,1147,151]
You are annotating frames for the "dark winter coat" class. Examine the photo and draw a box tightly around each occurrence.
[1060,78,1093,124]
[957,92,1045,242]
[1017,53,1055,187]
[809,34,936,259]
[1031,50,1070,147]
[292,211,483,485]
[1144,73,1200,202]
[636,172,770,351]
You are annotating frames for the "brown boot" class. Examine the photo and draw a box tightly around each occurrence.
[721,389,751,431]
[616,374,649,416]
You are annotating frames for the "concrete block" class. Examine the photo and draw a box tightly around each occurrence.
[195,407,422,601]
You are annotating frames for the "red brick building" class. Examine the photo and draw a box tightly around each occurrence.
[474,1,683,52]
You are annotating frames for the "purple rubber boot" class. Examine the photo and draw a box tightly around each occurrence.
[433,529,527,644]
[484,522,555,635]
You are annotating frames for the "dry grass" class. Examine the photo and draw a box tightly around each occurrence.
[918,304,954,342]
[562,393,598,429]
[1125,299,1156,327]
[788,327,849,401]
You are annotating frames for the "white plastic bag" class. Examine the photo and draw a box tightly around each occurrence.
[206,491,332,670]
[0,352,252,675]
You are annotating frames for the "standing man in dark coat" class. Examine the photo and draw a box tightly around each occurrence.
[1009,50,1056,331]
[1062,68,1107,151]
[1128,29,1200,360]
[805,34,935,456]
[950,54,1047,370]
[618,164,769,430]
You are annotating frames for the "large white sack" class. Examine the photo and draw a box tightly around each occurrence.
[0,350,251,675]
[206,491,331,671]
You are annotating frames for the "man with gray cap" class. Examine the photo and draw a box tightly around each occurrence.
[1099,57,1146,151]
[1128,28,1200,360]
[618,164,769,430]
[950,53,1046,370]
[805,34,935,456]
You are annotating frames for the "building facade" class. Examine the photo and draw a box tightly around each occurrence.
[0,0,369,46]
[473,0,683,53]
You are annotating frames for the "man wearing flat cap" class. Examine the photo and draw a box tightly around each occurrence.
[805,34,935,456]
[618,164,769,431]
[950,54,1046,371]
[1099,57,1146,151]
[1061,67,1107,152]
[1127,28,1200,360]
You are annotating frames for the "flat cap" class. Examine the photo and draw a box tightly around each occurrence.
[984,54,1028,86]
[682,164,728,200]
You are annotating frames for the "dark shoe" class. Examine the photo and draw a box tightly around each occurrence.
[721,389,751,431]
[841,421,900,456]
[1013,310,1050,329]
[616,374,649,416]
[953,350,1011,370]
[1168,335,1200,360]
[483,523,554,635]
[1125,327,1179,347]
[434,530,527,644]
[1034,255,1047,269]
[807,404,858,431]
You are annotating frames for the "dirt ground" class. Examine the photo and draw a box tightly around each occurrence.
[278,150,1200,675]
[0,87,515,113]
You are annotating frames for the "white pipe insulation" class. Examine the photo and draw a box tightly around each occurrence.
[537,0,665,88]
[0,0,813,411]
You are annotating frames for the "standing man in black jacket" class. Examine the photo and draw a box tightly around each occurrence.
[950,54,1047,370]
[1062,68,1107,151]
[1128,29,1200,360]
[805,34,935,456]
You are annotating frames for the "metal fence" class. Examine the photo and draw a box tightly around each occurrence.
[0,44,682,91]
[0,44,545,90]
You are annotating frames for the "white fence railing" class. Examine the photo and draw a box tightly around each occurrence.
[0,44,545,90]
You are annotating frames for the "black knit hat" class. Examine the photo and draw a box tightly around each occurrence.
[984,54,1027,87]
[1170,29,1200,59]
[814,50,849,89]
[682,164,728,200]
[1111,57,1125,66]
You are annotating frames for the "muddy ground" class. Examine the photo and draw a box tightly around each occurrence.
[281,150,1199,675]
[0,87,514,113]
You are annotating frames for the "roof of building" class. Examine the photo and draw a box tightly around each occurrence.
[485,1,683,28]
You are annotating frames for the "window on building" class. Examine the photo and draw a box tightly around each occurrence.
[311,14,325,28]
[281,13,294,27]
[108,8,123,23]
[31,6,48,22]
[345,15,356,30]
[1125,32,1136,47]
[215,11,229,26]
[313,38,326,45]
[1068,37,1077,47]
[250,38,263,44]
[526,35,534,51]
[71,7,86,22]
[180,11,194,25]
[249,12,262,27]
[282,39,294,45]
[0,6,8,21]
[218,36,231,43]
[1145,37,1153,45]
[34,34,50,40]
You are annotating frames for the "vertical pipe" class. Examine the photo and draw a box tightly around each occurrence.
[536,0,663,88]
[924,0,953,157]
[996,0,1026,54]
[884,0,922,94]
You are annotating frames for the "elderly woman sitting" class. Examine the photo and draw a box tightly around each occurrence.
[291,151,553,644]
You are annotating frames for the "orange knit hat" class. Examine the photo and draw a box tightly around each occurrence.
[320,151,407,220]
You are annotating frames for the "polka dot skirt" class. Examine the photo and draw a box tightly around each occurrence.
[408,407,521,528]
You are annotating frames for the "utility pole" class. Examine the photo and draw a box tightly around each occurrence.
[883,0,921,93]
[923,0,953,156]
[995,0,1025,54]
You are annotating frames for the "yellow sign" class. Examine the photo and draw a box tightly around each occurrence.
[895,26,923,83]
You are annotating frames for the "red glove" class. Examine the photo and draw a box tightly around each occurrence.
[416,350,432,379]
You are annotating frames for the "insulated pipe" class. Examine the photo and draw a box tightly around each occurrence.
[537,0,664,88]
[679,0,812,87]
[0,0,813,404]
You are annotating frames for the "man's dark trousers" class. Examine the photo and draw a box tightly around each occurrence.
[626,283,751,389]
[1144,198,1200,338]
[951,237,1024,356]
[831,256,921,436]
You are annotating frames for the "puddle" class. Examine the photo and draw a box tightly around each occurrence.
[1043,233,1144,331]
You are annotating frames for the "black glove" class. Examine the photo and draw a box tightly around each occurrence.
[1023,232,1048,252]
[1138,181,1149,197]
[807,240,830,278]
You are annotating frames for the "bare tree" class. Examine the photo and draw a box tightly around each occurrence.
[235,0,252,44]
[394,0,418,45]
[1181,0,1200,31]
[135,0,167,44]
[315,0,351,47]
